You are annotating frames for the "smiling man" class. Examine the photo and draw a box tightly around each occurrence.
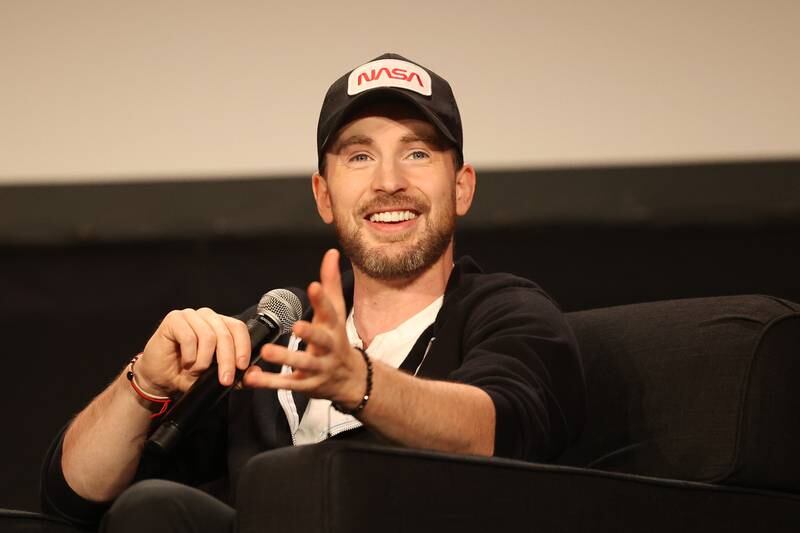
[43,53,586,533]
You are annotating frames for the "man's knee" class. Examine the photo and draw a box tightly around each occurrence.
[102,480,215,533]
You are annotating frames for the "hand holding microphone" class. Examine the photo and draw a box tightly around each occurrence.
[129,288,306,454]
[134,308,252,398]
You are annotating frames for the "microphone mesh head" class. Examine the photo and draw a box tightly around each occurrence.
[256,288,304,334]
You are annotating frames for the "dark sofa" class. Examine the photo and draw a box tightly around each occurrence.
[234,294,800,532]
[4,294,799,532]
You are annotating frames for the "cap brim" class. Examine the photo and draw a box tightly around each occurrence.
[318,88,460,167]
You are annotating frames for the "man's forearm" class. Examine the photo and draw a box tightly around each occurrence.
[61,371,154,502]
[356,360,496,456]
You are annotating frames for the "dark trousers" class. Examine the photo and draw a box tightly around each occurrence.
[100,480,235,533]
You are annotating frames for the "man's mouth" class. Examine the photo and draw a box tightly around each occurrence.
[365,210,420,224]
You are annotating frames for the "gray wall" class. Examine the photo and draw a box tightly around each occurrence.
[2,0,799,184]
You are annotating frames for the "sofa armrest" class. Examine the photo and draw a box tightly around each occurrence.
[235,441,800,533]
[564,295,800,490]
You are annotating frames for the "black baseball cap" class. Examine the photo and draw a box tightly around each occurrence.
[316,53,463,171]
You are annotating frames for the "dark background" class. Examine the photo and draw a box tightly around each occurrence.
[2,159,799,511]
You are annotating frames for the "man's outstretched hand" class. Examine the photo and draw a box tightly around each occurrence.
[243,249,367,410]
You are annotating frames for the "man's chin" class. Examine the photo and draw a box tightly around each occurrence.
[351,241,450,282]
[363,247,417,267]
[362,225,418,244]
[335,216,455,281]
[355,258,430,283]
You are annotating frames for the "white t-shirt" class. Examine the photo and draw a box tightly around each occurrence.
[283,295,443,445]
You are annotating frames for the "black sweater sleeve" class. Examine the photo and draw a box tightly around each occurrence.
[448,284,586,462]
[40,398,229,528]
[40,424,110,528]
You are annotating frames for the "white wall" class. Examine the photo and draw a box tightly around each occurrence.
[1,0,798,183]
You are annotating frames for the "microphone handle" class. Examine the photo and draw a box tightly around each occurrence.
[146,313,282,454]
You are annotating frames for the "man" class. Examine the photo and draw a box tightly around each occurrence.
[42,53,586,531]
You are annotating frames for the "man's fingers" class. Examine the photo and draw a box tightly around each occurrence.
[308,281,339,326]
[243,366,291,390]
[243,365,324,392]
[177,309,218,371]
[259,344,324,373]
[141,308,251,396]
[181,309,217,375]
[160,310,199,366]
[292,320,335,353]
[161,309,249,387]
[319,248,347,319]
[196,308,238,385]
[222,316,252,370]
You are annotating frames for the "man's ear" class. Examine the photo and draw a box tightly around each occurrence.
[455,163,476,216]
[312,172,334,224]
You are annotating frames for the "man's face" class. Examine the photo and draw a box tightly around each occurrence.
[313,102,474,281]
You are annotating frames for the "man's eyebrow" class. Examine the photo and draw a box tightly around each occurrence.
[332,135,373,153]
[399,133,445,147]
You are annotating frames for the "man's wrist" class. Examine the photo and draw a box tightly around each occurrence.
[131,372,170,398]
[124,354,173,418]
[332,347,372,415]
[121,371,158,412]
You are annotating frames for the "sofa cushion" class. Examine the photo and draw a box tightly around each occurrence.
[561,295,800,492]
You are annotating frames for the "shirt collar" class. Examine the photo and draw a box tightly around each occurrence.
[346,295,444,349]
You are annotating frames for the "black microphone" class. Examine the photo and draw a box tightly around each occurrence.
[146,288,306,454]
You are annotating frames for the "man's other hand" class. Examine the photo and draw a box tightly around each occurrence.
[243,249,367,407]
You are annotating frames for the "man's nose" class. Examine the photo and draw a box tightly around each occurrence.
[371,159,408,194]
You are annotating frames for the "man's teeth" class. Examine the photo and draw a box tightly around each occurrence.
[368,210,418,223]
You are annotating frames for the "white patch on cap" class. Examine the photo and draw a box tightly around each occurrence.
[347,59,432,97]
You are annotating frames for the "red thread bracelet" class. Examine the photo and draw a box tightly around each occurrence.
[126,354,171,419]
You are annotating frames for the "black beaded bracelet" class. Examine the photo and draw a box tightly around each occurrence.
[332,347,372,415]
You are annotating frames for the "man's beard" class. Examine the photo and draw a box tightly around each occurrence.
[333,192,456,282]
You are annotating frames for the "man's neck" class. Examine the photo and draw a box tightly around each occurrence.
[351,249,454,349]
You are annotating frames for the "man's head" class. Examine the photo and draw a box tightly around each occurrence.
[316,53,464,175]
[312,54,475,282]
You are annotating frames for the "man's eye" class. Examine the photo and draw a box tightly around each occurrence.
[408,150,429,160]
[349,153,370,162]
